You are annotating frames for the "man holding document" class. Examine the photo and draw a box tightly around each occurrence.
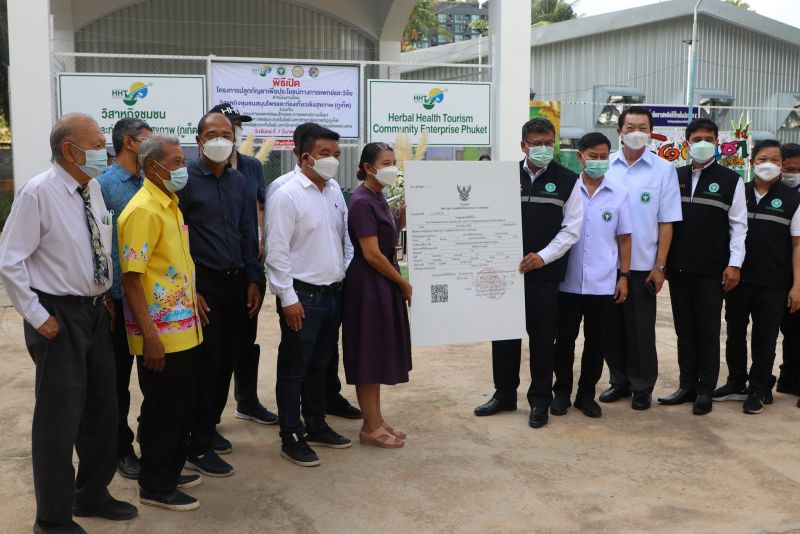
[474,118,583,429]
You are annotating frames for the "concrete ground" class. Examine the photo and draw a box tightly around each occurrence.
[1,284,800,534]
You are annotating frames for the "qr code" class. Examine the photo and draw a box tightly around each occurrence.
[431,284,449,303]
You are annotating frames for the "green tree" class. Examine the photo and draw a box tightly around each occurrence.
[469,18,489,37]
[724,0,751,9]
[531,0,578,27]
[402,0,440,51]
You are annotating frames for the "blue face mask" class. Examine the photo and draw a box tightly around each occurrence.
[70,143,108,178]
[584,158,609,179]
[527,144,554,168]
[152,160,189,192]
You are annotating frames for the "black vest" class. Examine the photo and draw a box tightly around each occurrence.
[742,181,800,289]
[668,162,740,276]
[519,160,579,282]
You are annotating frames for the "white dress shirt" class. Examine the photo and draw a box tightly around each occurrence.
[266,169,353,306]
[561,175,633,295]
[521,159,584,264]
[690,161,748,267]
[0,164,112,328]
[265,165,300,208]
[606,149,683,271]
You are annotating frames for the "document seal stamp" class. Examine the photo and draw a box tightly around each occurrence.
[474,268,506,300]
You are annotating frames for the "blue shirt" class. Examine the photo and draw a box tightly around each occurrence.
[177,159,259,283]
[560,175,633,296]
[236,151,265,255]
[97,162,143,298]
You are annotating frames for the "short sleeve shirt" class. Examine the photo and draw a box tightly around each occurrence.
[117,179,203,355]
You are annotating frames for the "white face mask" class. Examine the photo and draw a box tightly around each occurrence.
[621,131,650,151]
[754,162,781,182]
[307,155,339,181]
[234,125,244,147]
[201,137,233,163]
[782,172,800,188]
[371,165,399,187]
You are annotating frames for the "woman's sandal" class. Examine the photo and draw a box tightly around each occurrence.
[359,426,405,448]
[381,422,407,440]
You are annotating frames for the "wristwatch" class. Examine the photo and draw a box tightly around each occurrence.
[619,271,631,279]
[654,264,667,273]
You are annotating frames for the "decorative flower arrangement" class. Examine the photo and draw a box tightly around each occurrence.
[387,131,428,209]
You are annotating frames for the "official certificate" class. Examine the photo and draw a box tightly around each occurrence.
[405,161,526,347]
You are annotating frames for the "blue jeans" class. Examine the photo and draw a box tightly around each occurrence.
[275,289,342,438]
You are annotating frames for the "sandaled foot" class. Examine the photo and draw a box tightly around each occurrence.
[359,426,404,449]
[380,421,407,440]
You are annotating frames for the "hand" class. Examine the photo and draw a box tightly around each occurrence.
[258,243,266,264]
[283,302,305,332]
[788,285,800,314]
[722,266,741,292]
[397,202,407,229]
[400,280,413,306]
[246,282,262,318]
[645,268,666,294]
[142,334,166,372]
[104,296,116,332]
[519,253,545,274]
[196,292,211,327]
[36,315,60,340]
[614,277,628,304]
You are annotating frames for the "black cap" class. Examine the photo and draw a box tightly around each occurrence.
[208,103,252,123]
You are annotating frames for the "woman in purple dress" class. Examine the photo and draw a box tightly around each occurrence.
[342,143,412,449]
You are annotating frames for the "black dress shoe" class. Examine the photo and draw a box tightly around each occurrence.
[326,396,363,419]
[117,453,140,480]
[73,497,138,521]
[693,394,712,415]
[474,398,517,416]
[33,519,86,534]
[657,388,697,405]
[550,394,570,416]
[631,391,652,410]
[529,407,549,428]
[573,396,602,418]
[599,386,632,403]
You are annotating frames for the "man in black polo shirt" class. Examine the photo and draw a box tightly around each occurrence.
[474,118,583,428]
[715,140,800,414]
[659,118,747,415]
[178,111,261,477]
[777,143,800,398]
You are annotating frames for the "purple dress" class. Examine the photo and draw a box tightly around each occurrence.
[342,184,412,385]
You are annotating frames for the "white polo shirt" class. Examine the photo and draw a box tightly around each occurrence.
[560,175,633,296]
[607,148,682,271]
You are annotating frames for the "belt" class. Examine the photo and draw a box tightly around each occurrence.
[32,289,105,307]
[197,265,242,279]
[293,280,343,295]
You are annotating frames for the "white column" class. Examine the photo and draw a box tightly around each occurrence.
[489,0,531,161]
[51,0,76,72]
[9,0,54,189]
[379,40,402,79]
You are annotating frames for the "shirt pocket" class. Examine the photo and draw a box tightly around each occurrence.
[633,186,659,211]
[99,221,113,257]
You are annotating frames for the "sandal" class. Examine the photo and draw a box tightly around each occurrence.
[359,426,404,448]
[381,421,407,440]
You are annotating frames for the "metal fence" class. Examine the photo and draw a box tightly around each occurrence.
[51,52,492,193]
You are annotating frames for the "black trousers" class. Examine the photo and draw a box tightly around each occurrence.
[233,271,265,411]
[111,298,138,458]
[23,297,117,525]
[669,271,724,395]
[276,290,341,438]
[189,270,247,456]
[778,308,800,389]
[554,292,613,399]
[605,270,658,393]
[724,282,787,393]
[491,279,559,410]
[137,347,197,494]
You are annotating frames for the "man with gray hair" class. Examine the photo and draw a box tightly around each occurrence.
[118,135,204,511]
[0,113,138,533]
[97,117,152,480]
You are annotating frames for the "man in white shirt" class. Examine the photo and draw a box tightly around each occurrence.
[266,124,354,467]
[0,113,138,534]
[659,118,748,415]
[552,133,632,419]
[600,106,683,411]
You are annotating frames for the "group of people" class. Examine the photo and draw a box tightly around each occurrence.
[0,106,411,533]
[1,103,799,534]
[474,108,800,431]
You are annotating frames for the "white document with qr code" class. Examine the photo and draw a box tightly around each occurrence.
[404,161,526,347]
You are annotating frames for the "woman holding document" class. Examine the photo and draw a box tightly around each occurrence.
[342,143,412,449]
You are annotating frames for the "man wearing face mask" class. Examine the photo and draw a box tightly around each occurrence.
[659,118,747,415]
[118,135,204,511]
[0,113,138,533]
[552,133,632,419]
[207,103,278,428]
[600,106,682,411]
[178,112,261,477]
[97,117,152,480]
[267,124,354,466]
[473,118,583,429]
[717,140,800,414]
[777,143,800,399]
